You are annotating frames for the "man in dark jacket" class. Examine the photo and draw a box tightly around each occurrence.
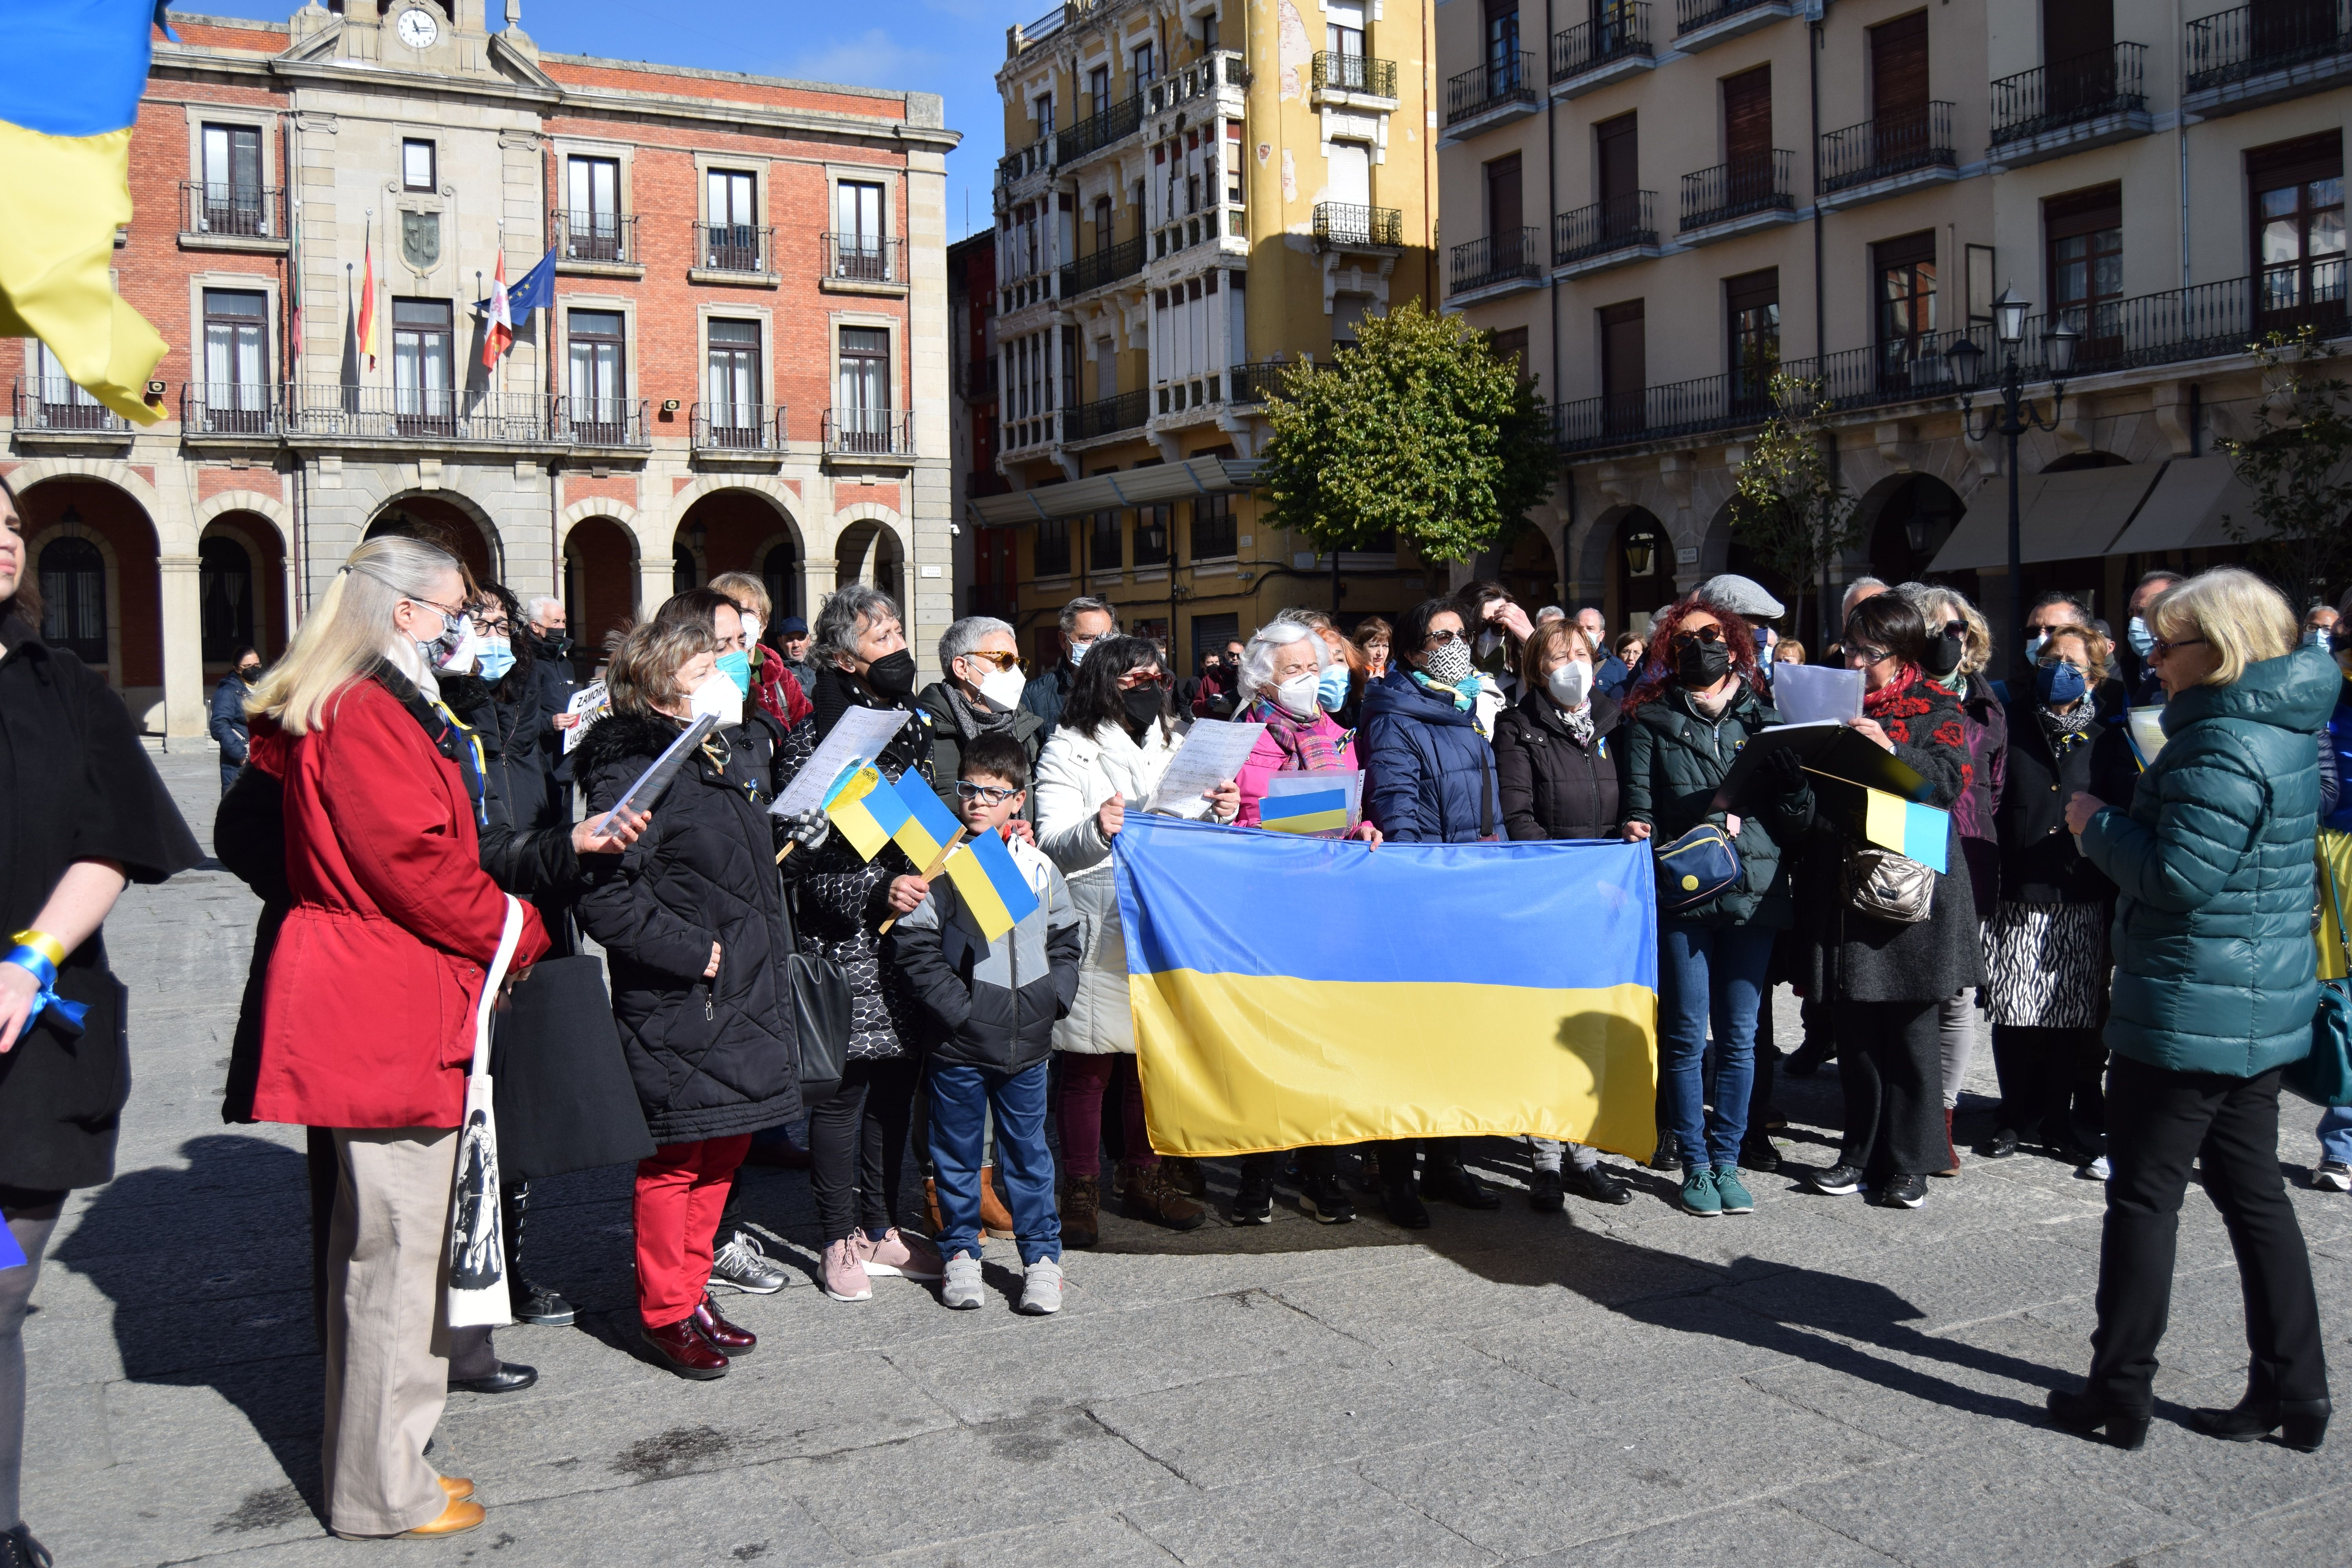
[1020,595,1116,733]
[523,596,580,817]
[210,646,261,792]
[2112,569,2183,705]
[917,615,1046,820]
[775,615,817,695]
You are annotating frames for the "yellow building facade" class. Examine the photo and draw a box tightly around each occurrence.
[968,0,1442,668]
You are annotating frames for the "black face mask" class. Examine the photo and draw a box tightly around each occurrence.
[237,664,262,684]
[864,648,918,701]
[1675,638,1732,687]
[540,631,572,656]
[1122,686,1165,732]
[1923,623,1966,679]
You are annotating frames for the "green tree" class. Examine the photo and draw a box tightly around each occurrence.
[2222,327,2352,612]
[1726,372,1865,647]
[1258,300,1556,565]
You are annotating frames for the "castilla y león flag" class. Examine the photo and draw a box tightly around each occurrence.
[1112,816,1659,1160]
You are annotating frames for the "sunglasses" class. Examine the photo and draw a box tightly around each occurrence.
[1668,625,1726,652]
[1117,671,1171,690]
[1424,628,1466,646]
[958,650,1022,672]
[954,780,1022,805]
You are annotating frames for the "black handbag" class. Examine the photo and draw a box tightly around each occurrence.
[488,955,656,1181]
[788,951,853,1103]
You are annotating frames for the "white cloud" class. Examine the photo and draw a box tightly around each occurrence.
[784,29,950,89]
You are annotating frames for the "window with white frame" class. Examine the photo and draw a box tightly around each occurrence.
[199,123,267,235]
[833,181,887,281]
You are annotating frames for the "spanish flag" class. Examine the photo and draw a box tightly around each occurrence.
[1112,816,1659,1160]
[0,0,172,425]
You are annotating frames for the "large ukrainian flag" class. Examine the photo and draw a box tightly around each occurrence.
[0,0,172,425]
[1112,815,1658,1161]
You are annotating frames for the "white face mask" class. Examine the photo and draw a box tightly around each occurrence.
[977,665,1027,712]
[687,671,743,728]
[1547,660,1593,710]
[1274,669,1321,719]
[436,620,480,672]
[742,613,763,646]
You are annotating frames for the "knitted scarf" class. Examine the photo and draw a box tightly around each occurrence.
[1247,697,1347,773]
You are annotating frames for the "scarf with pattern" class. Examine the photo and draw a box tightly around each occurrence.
[1247,697,1348,773]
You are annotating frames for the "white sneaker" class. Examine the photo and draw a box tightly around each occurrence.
[2316,1161,2352,1192]
[1018,1256,1064,1316]
[942,1252,984,1310]
[2078,1155,2112,1182]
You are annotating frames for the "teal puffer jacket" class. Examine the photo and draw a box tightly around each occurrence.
[2081,646,2337,1078]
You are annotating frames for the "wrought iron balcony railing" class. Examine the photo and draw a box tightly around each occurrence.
[1445,51,1536,124]
[824,407,915,456]
[180,382,279,436]
[1058,93,1143,162]
[1990,42,2147,143]
[552,208,637,265]
[1555,192,1657,265]
[1061,236,1145,298]
[557,397,649,448]
[284,385,556,443]
[825,233,905,284]
[2186,0,2350,91]
[1818,101,1956,192]
[693,221,773,275]
[1449,228,1543,294]
[691,403,786,452]
[1313,202,1404,249]
[180,181,281,239]
[1067,388,1150,441]
[1312,51,1398,96]
[1681,151,1794,229]
[1228,359,1290,404]
[14,377,131,434]
[1552,2,1653,80]
[1675,0,1784,34]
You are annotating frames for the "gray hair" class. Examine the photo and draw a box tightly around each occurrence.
[1058,595,1118,637]
[1840,576,1889,615]
[938,614,1014,671]
[1535,605,1565,624]
[1239,617,1327,698]
[524,595,563,625]
[813,584,902,670]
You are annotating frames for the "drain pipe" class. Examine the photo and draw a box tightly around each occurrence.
[1808,1,1826,366]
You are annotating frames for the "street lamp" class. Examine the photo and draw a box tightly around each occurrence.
[1953,283,2075,685]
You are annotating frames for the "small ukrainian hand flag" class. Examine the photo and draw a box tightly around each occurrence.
[888,768,966,871]
[940,829,1040,946]
[0,0,174,426]
[822,765,911,862]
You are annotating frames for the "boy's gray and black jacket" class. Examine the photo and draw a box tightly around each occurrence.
[886,837,1082,1074]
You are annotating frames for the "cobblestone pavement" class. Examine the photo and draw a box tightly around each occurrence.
[17,749,2352,1566]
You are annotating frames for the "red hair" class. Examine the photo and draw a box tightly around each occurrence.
[1620,593,1767,720]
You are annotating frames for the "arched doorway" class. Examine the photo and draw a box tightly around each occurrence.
[1498,526,1559,610]
[16,478,163,718]
[834,518,904,604]
[1866,474,1967,591]
[1607,508,1675,635]
[199,511,289,669]
[673,488,800,603]
[366,495,500,585]
[563,516,637,653]
[39,537,107,664]
[762,541,800,624]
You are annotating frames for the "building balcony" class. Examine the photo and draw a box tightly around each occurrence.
[690,402,787,457]
[2184,0,2352,114]
[1059,92,1144,164]
[555,397,650,450]
[1553,193,1660,276]
[1817,102,1957,210]
[822,233,906,293]
[1679,152,1797,243]
[1555,369,1784,455]
[1312,51,1398,103]
[1550,4,1654,97]
[691,222,777,285]
[1988,43,2151,166]
[1061,236,1145,299]
[1153,207,1243,261]
[13,377,134,441]
[552,208,641,274]
[1068,388,1150,442]
[995,138,1056,197]
[824,407,915,461]
[1673,0,1796,51]
[1154,372,1239,421]
[178,182,285,251]
[1001,410,1060,455]
[1444,52,1538,138]
[1449,228,1545,300]
[283,386,561,447]
[1228,359,1290,405]
[180,382,280,439]
[1313,202,1403,251]
[1145,50,1246,116]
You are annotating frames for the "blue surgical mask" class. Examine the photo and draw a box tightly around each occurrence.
[1315,663,1349,711]
[2024,632,2049,665]
[2127,616,2155,658]
[717,650,752,698]
[474,633,515,683]
[2309,626,2334,649]
[2035,660,2088,705]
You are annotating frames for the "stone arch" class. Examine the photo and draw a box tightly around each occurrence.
[364,490,504,585]
[14,472,166,717]
[193,488,293,552]
[829,506,908,606]
[562,515,640,650]
[2040,449,2132,474]
[1865,473,1969,588]
[672,482,806,600]
[4,456,184,548]
[1583,504,1675,634]
[556,495,641,548]
[198,510,290,664]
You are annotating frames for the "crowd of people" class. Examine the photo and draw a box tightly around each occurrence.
[1,443,2347,1554]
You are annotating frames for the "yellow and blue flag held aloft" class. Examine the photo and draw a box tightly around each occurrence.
[940,828,1042,946]
[1112,816,1659,1160]
[0,0,174,425]
[822,765,909,862]
[889,768,966,871]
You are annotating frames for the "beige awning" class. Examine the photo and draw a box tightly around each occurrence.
[1927,461,2168,572]
[2102,454,2266,554]
[967,455,1265,527]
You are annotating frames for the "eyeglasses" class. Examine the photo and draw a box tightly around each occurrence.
[958,650,1022,673]
[1845,645,1894,666]
[1117,670,1171,690]
[954,780,1021,805]
[1424,628,1465,646]
[2149,635,2208,660]
[1668,625,1726,652]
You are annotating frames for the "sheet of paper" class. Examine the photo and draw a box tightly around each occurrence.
[2125,706,2168,768]
[1766,663,1864,727]
[561,680,609,755]
[771,706,913,817]
[1144,719,1265,817]
[598,713,718,832]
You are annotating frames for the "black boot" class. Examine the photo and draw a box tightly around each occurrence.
[2189,1395,2331,1452]
[2046,1387,2150,1450]
[504,1181,575,1327]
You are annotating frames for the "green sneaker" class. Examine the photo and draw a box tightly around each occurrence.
[1713,1166,1755,1214]
[1679,1165,1721,1217]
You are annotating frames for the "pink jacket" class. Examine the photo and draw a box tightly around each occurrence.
[1234,709,1360,826]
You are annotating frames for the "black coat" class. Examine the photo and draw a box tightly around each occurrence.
[524,630,579,785]
[0,618,200,1190]
[1621,681,1813,929]
[576,710,802,1143]
[1020,658,1079,733]
[1996,691,2140,905]
[1492,687,1623,840]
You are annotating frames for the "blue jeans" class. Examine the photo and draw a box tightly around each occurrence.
[2319,1105,2352,1167]
[927,1060,1060,1266]
[1658,921,1775,1171]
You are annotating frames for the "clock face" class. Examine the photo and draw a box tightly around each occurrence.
[396,7,439,48]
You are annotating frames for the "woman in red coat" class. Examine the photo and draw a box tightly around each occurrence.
[246,536,548,1541]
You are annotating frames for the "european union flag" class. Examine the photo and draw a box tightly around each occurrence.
[477,247,554,321]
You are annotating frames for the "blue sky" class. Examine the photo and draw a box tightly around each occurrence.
[179,0,1007,239]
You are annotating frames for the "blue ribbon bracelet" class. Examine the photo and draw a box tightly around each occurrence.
[5,947,87,1036]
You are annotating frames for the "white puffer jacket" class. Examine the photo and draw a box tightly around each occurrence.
[1033,717,1180,1054]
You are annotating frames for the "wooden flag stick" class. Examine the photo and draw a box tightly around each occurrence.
[877,827,968,935]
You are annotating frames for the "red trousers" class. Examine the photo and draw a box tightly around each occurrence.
[633,1134,751,1327]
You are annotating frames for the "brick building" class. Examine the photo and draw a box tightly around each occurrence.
[3,0,958,736]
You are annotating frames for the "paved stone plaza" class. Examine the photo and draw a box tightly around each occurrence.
[17,751,2352,1566]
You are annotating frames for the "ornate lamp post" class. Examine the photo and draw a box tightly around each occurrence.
[1942,286,2081,681]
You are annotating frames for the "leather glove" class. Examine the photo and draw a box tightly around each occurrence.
[782,809,831,853]
[1764,746,1809,792]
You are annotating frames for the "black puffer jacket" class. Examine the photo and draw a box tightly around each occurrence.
[886,834,1082,1072]
[1996,688,2138,905]
[1621,679,1813,929]
[1493,686,1622,840]
[575,710,801,1143]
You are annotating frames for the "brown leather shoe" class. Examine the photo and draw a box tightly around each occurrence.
[1159,1155,1208,1198]
[437,1476,475,1502]
[1061,1173,1101,1248]
[641,1317,729,1379]
[399,1499,485,1538]
[691,1294,756,1355]
[1119,1160,1205,1231]
[978,1164,1016,1237]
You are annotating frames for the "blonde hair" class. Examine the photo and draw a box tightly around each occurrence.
[708,570,771,623]
[607,615,716,718]
[1901,582,1995,675]
[2147,567,2299,687]
[247,536,460,735]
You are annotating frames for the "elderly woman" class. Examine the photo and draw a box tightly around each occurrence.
[1223,620,1381,1225]
[1036,635,1240,1241]
[1802,592,1985,1211]
[1273,607,1368,729]
[2048,569,2336,1452]
[1983,623,2136,1174]
[1492,616,1635,1210]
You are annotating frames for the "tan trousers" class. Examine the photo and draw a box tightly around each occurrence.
[322,1126,458,1537]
